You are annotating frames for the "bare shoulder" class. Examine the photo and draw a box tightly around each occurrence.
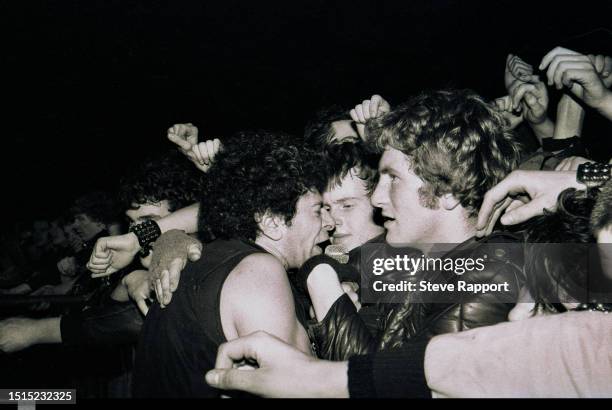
[223,252,289,296]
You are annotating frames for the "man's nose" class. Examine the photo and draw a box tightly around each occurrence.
[321,208,335,231]
[371,180,388,208]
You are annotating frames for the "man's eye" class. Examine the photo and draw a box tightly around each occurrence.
[342,203,354,209]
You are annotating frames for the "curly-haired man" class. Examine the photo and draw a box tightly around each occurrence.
[132,131,330,398]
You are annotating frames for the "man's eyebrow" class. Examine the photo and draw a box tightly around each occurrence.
[332,197,359,204]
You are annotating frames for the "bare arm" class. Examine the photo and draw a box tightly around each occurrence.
[553,94,585,140]
[156,202,200,234]
[221,253,312,355]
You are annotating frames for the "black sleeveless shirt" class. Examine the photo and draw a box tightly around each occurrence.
[132,239,265,398]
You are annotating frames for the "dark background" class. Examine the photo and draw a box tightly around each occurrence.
[2,0,612,221]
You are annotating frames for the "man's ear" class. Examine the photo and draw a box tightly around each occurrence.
[256,211,284,241]
[440,193,461,211]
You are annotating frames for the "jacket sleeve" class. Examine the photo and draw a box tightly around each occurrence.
[309,293,377,361]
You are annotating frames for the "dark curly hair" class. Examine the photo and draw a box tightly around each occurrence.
[524,188,597,313]
[198,131,328,241]
[322,140,380,196]
[304,105,353,150]
[118,151,205,213]
[367,89,522,217]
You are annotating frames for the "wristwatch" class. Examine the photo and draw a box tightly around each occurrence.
[129,220,162,257]
[576,162,611,188]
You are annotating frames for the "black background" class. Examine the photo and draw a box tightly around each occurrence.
[3,0,612,221]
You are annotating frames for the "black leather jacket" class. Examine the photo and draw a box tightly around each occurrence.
[309,232,524,360]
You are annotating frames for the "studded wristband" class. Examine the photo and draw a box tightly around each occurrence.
[576,162,611,189]
[129,220,162,257]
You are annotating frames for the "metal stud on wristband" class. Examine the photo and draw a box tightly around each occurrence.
[129,220,162,257]
[577,162,611,188]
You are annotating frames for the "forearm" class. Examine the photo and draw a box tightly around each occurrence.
[593,90,612,121]
[307,266,345,321]
[301,360,349,398]
[554,94,585,139]
[35,317,62,344]
[528,117,554,143]
[424,311,612,397]
[156,203,200,234]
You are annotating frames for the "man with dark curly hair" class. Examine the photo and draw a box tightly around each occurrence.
[132,131,330,398]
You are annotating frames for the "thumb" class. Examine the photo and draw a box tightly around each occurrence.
[205,369,254,392]
[136,299,149,316]
[187,243,203,261]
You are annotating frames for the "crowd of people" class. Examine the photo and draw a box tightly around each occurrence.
[1,45,612,398]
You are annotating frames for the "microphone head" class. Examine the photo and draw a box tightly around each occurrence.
[325,244,349,264]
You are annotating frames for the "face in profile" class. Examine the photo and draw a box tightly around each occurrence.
[372,148,441,245]
[281,191,328,269]
[323,168,384,252]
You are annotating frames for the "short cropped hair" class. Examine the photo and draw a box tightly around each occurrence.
[198,131,328,241]
[368,89,521,217]
[322,141,380,196]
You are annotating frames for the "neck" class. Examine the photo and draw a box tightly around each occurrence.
[255,236,290,270]
[421,210,476,255]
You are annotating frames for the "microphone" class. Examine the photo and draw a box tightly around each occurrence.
[325,244,349,264]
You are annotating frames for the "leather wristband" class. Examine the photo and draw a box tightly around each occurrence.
[541,136,581,152]
[129,220,162,257]
[577,162,611,189]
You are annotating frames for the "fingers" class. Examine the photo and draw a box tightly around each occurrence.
[136,298,149,316]
[589,54,605,74]
[90,268,117,278]
[509,82,537,109]
[508,55,534,79]
[154,278,164,308]
[539,46,579,72]
[500,197,548,226]
[478,197,513,237]
[361,100,371,121]
[354,103,366,123]
[206,368,258,394]
[191,143,205,166]
[351,95,390,125]
[158,269,170,306]
[187,242,203,261]
[476,171,525,231]
[215,333,262,370]
[168,257,185,294]
[167,130,193,151]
